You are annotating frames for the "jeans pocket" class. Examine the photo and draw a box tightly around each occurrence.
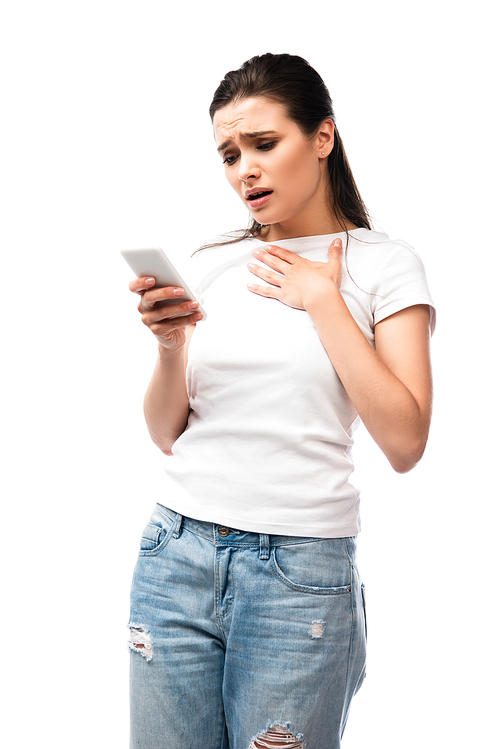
[138,504,177,557]
[270,538,353,595]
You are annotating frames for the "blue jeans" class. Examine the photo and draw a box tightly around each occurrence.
[129,504,367,749]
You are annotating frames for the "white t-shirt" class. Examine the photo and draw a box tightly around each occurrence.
[162,228,435,538]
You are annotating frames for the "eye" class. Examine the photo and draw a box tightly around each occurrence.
[222,154,238,166]
[257,141,276,151]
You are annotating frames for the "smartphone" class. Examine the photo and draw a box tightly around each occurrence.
[121,247,207,320]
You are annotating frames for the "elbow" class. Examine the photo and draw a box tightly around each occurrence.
[147,429,176,457]
[387,434,429,474]
[156,436,176,456]
[150,436,174,456]
[145,416,188,456]
[390,456,419,474]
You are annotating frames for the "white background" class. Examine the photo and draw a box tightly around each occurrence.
[1,1,498,746]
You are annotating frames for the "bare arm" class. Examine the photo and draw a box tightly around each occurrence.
[130,276,202,455]
[305,295,432,472]
[248,240,433,473]
[143,326,196,455]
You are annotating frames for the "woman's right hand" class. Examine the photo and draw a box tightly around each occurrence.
[129,277,203,351]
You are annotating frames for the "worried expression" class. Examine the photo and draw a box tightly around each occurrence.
[213,97,333,237]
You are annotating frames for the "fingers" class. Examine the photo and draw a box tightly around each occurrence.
[131,280,189,315]
[129,278,202,325]
[247,282,279,299]
[248,245,290,287]
[260,244,297,263]
[247,262,282,287]
[328,238,343,256]
[141,298,201,327]
[251,246,291,273]
[147,309,203,337]
[127,277,202,351]
[129,276,186,298]
[129,276,156,293]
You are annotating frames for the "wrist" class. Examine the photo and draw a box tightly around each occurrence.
[303,279,341,314]
[157,342,185,359]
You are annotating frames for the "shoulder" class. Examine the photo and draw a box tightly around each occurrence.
[345,229,436,334]
[346,229,430,285]
[347,228,422,261]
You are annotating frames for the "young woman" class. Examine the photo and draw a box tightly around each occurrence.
[127,53,435,749]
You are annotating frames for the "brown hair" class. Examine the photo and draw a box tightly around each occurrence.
[201,52,370,249]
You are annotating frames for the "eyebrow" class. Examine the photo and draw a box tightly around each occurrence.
[216,130,280,153]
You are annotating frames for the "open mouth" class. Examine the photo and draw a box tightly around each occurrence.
[248,190,271,199]
[246,190,273,201]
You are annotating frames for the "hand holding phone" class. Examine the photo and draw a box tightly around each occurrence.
[122,247,206,351]
[121,248,207,320]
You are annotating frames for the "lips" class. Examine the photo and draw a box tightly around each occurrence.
[245,188,273,208]
[244,188,272,199]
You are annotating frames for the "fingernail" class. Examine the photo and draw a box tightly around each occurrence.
[173,287,184,296]
[188,301,199,309]
[145,278,155,285]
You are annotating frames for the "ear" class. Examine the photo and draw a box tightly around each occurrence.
[316,118,334,158]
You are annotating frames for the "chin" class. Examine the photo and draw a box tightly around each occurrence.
[250,211,284,228]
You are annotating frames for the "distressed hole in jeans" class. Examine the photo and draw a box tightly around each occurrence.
[249,723,305,749]
[128,626,153,661]
[309,619,326,639]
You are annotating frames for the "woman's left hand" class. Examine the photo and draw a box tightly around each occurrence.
[247,238,343,310]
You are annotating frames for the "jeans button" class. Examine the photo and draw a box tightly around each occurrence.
[218,526,230,537]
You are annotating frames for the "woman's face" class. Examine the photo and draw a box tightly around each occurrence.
[213,97,334,241]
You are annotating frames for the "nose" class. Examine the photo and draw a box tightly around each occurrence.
[238,153,260,183]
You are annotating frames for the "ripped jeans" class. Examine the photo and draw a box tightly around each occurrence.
[128,504,367,749]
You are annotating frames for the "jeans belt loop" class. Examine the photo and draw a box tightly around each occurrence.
[172,513,183,539]
[259,534,270,560]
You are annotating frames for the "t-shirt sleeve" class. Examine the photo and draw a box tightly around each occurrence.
[370,241,436,334]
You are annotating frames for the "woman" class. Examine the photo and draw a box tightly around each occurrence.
[127,53,435,749]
